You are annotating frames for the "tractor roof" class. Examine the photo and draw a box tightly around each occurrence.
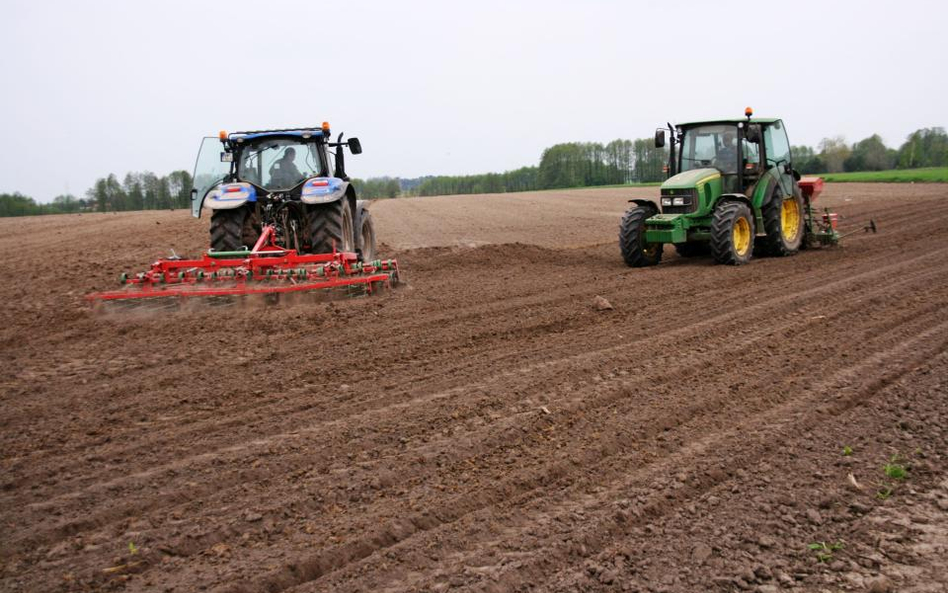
[677,117,781,127]
[228,127,328,142]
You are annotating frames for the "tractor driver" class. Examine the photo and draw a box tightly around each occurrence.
[270,147,303,187]
[715,130,739,173]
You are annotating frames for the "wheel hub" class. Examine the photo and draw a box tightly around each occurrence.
[733,216,751,256]
[781,198,801,240]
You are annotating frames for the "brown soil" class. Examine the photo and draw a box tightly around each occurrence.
[1,183,947,593]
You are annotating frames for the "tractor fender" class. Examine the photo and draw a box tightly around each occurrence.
[628,198,659,211]
[300,177,348,205]
[716,193,754,210]
[204,183,256,211]
[717,193,764,233]
[750,175,778,209]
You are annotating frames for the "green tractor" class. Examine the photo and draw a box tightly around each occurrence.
[620,108,839,267]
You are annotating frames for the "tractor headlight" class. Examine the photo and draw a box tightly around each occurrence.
[661,197,673,206]
[673,197,685,206]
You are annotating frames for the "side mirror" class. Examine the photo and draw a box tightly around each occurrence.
[745,124,762,144]
[654,130,665,148]
[348,138,362,154]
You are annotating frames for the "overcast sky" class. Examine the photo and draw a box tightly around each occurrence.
[2,0,945,202]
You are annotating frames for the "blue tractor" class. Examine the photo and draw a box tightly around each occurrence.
[190,122,377,260]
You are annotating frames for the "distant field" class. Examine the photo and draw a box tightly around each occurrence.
[590,181,663,189]
[820,167,948,183]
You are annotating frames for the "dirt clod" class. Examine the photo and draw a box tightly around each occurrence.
[806,508,823,525]
[867,576,893,593]
[593,295,614,311]
[691,543,713,565]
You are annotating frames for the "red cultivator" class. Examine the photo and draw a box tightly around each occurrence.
[88,225,399,311]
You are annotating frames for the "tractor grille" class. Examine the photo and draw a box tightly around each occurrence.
[660,188,698,214]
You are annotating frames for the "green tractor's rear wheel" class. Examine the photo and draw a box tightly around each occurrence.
[619,205,662,267]
[674,242,710,258]
[711,201,755,265]
[210,206,260,252]
[760,186,804,256]
[306,199,354,254]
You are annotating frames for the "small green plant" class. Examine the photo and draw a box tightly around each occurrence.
[128,542,139,556]
[877,487,893,500]
[808,541,844,563]
[883,455,907,480]
[842,445,853,456]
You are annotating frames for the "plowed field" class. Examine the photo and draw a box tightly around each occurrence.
[2,183,947,593]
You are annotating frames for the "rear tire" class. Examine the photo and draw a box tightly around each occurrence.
[210,207,259,251]
[359,208,377,262]
[306,199,354,254]
[711,201,755,265]
[674,242,710,258]
[619,205,662,267]
[760,186,804,256]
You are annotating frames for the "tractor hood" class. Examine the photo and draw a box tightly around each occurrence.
[661,168,721,190]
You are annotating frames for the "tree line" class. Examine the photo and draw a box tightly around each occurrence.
[351,137,667,199]
[356,127,947,199]
[3,127,946,216]
[0,170,193,217]
[792,127,947,174]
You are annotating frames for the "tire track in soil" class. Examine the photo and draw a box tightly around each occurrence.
[8,242,946,565]
[194,252,948,591]
[13,204,947,501]
[297,310,948,593]
[3,266,944,552]
[3,196,943,496]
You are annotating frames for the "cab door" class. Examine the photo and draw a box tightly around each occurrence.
[190,137,232,218]
[763,120,794,196]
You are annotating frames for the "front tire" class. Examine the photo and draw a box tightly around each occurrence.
[209,206,259,252]
[306,199,354,254]
[711,201,755,265]
[619,205,662,267]
[760,186,804,256]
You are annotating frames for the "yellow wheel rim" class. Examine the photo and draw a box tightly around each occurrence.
[781,198,801,239]
[733,216,751,256]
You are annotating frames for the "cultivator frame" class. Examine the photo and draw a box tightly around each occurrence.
[88,225,398,308]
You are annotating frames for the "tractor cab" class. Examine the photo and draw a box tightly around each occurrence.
[189,124,363,219]
[677,123,761,194]
[656,111,788,199]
